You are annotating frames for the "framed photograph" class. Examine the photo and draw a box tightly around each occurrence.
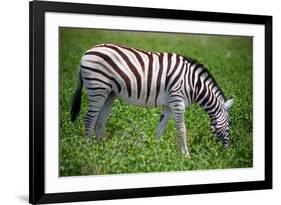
[29,0,272,204]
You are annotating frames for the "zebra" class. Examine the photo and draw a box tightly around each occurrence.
[70,43,234,156]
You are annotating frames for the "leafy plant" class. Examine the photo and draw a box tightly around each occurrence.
[59,28,253,176]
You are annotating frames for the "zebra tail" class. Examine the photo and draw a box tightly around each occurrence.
[70,67,83,122]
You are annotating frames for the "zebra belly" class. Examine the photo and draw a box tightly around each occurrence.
[110,73,168,107]
[115,91,167,107]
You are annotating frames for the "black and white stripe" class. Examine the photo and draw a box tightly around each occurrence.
[71,43,234,155]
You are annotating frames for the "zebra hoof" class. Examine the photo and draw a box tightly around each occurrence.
[223,143,229,149]
[96,136,104,142]
[155,136,161,142]
[181,151,190,158]
[183,154,191,159]
[86,137,93,143]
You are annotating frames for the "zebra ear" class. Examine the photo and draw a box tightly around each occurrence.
[225,98,234,109]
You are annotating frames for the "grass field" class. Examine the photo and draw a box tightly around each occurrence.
[59,28,253,176]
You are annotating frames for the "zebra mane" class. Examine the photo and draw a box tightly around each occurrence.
[183,56,226,102]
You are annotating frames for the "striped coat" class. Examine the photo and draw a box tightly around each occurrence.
[71,43,234,156]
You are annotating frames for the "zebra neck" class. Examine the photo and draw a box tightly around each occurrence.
[190,64,226,121]
[205,100,224,123]
[193,84,225,122]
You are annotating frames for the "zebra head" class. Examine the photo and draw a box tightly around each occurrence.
[210,98,234,148]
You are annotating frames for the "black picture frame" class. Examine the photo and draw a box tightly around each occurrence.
[29,0,272,204]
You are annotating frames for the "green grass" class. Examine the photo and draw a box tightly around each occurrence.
[59,28,253,176]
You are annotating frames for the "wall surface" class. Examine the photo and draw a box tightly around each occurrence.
[0,0,279,204]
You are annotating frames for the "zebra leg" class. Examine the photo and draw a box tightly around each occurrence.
[174,112,189,156]
[95,92,116,141]
[156,106,172,140]
[85,89,110,139]
[169,103,190,156]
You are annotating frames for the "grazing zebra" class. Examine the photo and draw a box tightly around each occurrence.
[71,43,234,156]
